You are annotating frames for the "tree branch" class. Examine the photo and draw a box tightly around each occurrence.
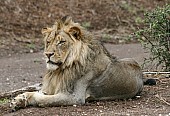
[0,83,42,99]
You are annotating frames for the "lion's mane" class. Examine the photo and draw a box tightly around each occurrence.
[41,17,114,95]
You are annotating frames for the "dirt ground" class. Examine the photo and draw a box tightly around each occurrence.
[0,0,170,116]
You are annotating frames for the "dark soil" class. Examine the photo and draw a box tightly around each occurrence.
[0,0,170,115]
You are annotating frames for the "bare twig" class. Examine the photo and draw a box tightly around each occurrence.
[0,83,42,99]
[143,72,170,74]
[155,94,170,106]
[13,37,32,44]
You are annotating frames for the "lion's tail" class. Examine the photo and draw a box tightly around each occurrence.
[143,78,156,85]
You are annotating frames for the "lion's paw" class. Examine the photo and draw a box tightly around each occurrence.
[10,93,28,111]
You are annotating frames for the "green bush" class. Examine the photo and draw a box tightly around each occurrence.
[136,5,170,71]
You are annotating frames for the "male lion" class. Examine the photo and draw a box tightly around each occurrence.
[11,16,147,110]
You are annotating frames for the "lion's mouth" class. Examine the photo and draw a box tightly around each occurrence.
[47,60,62,66]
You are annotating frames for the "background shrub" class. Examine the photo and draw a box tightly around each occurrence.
[136,5,170,71]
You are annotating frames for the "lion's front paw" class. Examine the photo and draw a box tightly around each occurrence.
[10,93,28,111]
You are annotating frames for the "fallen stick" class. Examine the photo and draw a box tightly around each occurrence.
[143,72,170,74]
[0,83,42,99]
[13,37,32,44]
[155,94,170,106]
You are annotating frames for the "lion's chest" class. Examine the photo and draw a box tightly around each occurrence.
[42,72,76,95]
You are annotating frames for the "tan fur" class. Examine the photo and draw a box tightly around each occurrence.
[11,16,144,109]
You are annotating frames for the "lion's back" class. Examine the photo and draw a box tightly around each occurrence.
[86,57,143,101]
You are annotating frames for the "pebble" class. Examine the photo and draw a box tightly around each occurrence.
[99,110,103,113]
[73,104,77,107]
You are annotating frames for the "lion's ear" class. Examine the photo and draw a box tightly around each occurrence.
[41,27,52,35]
[41,28,48,35]
[62,16,72,25]
[69,27,81,40]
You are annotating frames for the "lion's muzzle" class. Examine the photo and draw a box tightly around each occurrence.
[44,52,62,67]
[47,60,62,66]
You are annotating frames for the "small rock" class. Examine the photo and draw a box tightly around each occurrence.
[99,110,103,113]
[136,96,141,98]
[132,106,137,108]
[73,104,77,107]
[30,49,34,53]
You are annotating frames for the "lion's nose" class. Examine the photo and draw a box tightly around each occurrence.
[45,52,54,59]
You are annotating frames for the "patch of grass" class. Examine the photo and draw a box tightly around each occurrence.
[82,21,91,29]
[120,1,137,14]
[0,98,9,104]
[102,34,112,40]
[136,5,170,71]
[124,35,134,43]
[27,43,36,50]
[135,17,143,24]
[33,59,42,64]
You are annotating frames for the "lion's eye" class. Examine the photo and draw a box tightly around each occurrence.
[58,40,66,45]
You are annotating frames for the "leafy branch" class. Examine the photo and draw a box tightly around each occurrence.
[136,5,170,71]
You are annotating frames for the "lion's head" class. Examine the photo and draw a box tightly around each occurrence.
[42,16,90,70]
